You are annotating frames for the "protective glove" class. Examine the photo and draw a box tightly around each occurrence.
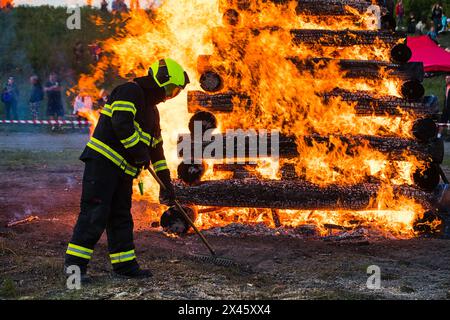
[157,170,176,206]
[130,143,151,168]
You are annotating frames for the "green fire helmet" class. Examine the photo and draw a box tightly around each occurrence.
[149,58,190,89]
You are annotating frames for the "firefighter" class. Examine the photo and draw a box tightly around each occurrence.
[64,58,190,280]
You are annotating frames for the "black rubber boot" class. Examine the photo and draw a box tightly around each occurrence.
[114,268,153,279]
[113,260,153,279]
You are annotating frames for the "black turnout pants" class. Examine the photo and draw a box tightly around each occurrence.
[65,158,139,273]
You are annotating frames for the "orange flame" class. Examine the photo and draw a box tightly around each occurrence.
[77,0,433,238]
[0,0,13,8]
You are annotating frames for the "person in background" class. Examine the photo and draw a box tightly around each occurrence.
[29,75,44,121]
[73,90,93,120]
[100,0,108,12]
[431,3,444,34]
[407,13,417,34]
[44,73,64,131]
[395,0,404,30]
[427,25,438,42]
[1,76,19,120]
[416,19,426,34]
[438,14,448,34]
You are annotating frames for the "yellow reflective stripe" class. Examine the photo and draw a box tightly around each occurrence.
[98,105,156,149]
[68,243,93,253]
[87,137,138,176]
[151,136,163,148]
[101,104,113,117]
[66,250,91,260]
[120,131,140,149]
[133,121,152,146]
[66,243,93,260]
[111,100,136,116]
[109,250,136,264]
[153,160,168,173]
[154,165,169,173]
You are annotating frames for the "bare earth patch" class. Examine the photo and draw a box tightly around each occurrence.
[0,133,449,300]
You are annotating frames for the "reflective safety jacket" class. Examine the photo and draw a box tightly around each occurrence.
[80,75,170,178]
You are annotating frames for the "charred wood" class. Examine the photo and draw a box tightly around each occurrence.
[187,90,438,116]
[177,133,444,163]
[189,111,218,134]
[177,161,207,185]
[214,163,258,179]
[412,118,438,142]
[290,29,406,47]
[413,163,441,192]
[160,206,198,235]
[200,71,224,92]
[324,89,433,113]
[220,0,374,16]
[289,58,424,82]
[173,179,436,210]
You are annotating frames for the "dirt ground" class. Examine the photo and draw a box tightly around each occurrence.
[1,132,450,300]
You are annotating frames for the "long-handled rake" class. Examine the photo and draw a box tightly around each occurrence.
[147,167,236,267]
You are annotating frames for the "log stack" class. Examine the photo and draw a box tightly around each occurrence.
[174,0,445,231]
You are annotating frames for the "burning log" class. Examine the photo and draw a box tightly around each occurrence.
[413,210,446,236]
[289,58,424,82]
[177,161,207,185]
[187,91,438,117]
[178,133,444,164]
[210,160,442,191]
[412,118,438,142]
[302,135,444,164]
[198,45,413,82]
[220,0,374,14]
[173,179,436,210]
[188,91,245,113]
[199,61,423,92]
[400,80,425,101]
[160,205,198,235]
[324,89,432,113]
[188,111,217,134]
[214,163,258,179]
[413,163,441,192]
[329,81,425,101]
[200,71,223,92]
[212,29,409,63]
[290,29,406,47]
[390,43,412,64]
[6,215,39,228]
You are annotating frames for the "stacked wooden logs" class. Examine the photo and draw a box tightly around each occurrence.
[175,0,444,218]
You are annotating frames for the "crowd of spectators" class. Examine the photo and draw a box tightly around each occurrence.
[1,72,108,130]
[400,2,448,41]
[1,73,64,123]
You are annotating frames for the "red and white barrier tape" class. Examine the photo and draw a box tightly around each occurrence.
[0,120,91,125]
[2,119,450,128]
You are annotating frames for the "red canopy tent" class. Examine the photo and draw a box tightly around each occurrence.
[408,35,450,73]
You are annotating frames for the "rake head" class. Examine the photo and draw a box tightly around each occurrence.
[190,253,236,268]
